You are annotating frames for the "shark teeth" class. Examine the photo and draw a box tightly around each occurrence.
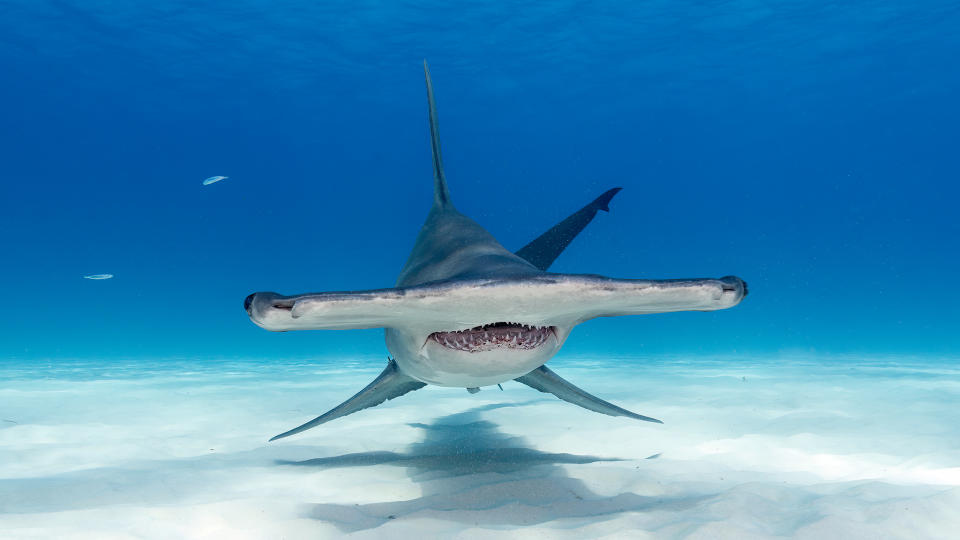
[429,323,555,353]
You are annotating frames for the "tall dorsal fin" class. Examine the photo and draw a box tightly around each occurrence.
[423,61,452,208]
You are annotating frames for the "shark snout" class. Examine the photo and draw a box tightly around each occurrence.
[244,293,255,314]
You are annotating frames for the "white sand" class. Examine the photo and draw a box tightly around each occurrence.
[1,355,958,539]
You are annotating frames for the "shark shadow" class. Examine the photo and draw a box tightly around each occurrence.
[279,404,711,532]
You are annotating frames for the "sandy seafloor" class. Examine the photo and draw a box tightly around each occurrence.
[1,356,958,539]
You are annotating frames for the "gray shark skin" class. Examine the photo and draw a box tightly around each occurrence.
[245,62,747,441]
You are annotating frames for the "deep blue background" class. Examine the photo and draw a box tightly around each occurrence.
[1,1,958,361]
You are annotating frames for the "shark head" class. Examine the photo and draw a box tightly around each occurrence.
[246,274,746,388]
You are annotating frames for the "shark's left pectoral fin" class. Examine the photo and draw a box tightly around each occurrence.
[515,365,662,423]
[269,359,426,441]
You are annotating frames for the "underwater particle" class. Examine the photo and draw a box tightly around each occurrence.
[83,274,114,280]
[202,175,228,186]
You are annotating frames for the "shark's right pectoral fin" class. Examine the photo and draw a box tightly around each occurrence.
[515,365,662,424]
[269,359,426,441]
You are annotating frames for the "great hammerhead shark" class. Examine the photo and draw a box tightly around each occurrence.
[245,63,747,441]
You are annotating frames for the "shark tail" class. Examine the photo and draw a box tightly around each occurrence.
[515,187,623,271]
[423,60,452,209]
[515,365,662,423]
[269,359,426,441]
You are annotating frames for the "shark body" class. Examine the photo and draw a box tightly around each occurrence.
[245,63,747,441]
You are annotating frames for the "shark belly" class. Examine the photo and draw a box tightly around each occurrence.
[385,327,567,387]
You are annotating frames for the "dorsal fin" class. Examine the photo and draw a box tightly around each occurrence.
[423,61,452,208]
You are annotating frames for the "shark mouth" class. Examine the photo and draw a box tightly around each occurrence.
[429,322,556,353]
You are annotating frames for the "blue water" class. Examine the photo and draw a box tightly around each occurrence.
[1,1,958,362]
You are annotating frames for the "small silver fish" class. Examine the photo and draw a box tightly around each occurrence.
[202,176,228,186]
[83,274,114,280]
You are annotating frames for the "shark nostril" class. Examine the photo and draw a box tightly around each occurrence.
[244,293,255,313]
[719,276,747,299]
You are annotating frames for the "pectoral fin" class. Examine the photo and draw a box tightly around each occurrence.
[269,359,426,441]
[515,365,662,423]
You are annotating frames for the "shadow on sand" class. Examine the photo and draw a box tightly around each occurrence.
[279,403,709,532]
